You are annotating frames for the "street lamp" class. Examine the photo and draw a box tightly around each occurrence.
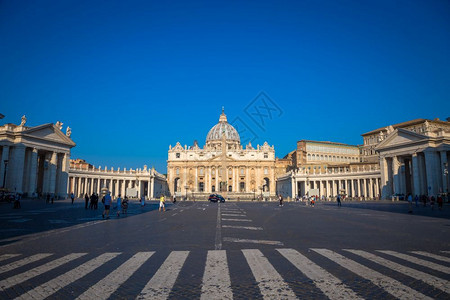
[2,159,8,189]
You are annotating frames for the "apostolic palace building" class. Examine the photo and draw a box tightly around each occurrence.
[1,112,449,201]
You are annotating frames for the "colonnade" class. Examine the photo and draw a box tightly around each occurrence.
[0,145,70,198]
[68,167,168,199]
[380,150,449,198]
[276,168,382,200]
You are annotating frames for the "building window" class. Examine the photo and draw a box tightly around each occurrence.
[240,182,245,192]
[228,168,232,175]
[240,168,245,175]
[200,168,204,175]
[228,185,232,192]
[264,153,268,158]
[212,185,215,192]
[199,182,204,192]
[176,153,180,158]
[212,169,215,175]
[264,167,268,175]
[176,168,180,175]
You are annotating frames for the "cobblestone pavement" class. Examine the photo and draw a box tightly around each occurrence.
[0,199,449,299]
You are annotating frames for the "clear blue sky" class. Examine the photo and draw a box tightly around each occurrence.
[1,0,449,173]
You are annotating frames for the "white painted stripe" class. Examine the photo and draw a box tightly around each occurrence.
[277,248,362,300]
[221,214,246,217]
[0,253,52,274]
[15,253,121,300]
[221,218,252,222]
[0,253,86,290]
[137,251,189,300]
[77,252,154,300]
[410,251,450,263]
[377,250,450,274]
[200,250,233,300]
[222,225,263,230]
[0,254,20,262]
[224,238,283,246]
[215,203,222,250]
[441,251,450,254]
[346,249,450,294]
[312,249,432,300]
[242,249,297,299]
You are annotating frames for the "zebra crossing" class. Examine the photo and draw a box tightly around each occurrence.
[0,248,449,299]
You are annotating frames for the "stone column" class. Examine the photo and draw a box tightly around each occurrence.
[369,178,374,198]
[379,156,390,199]
[59,153,70,199]
[319,180,323,197]
[411,153,421,197]
[357,178,361,197]
[291,175,295,198]
[27,148,38,197]
[392,156,400,196]
[12,145,26,194]
[0,145,10,188]
[441,151,448,194]
[424,151,436,196]
[351,179,355,198]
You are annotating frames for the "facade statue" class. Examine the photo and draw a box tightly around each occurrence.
[20,115,27,126]
[66,126,72,137]
[55,121,63,130]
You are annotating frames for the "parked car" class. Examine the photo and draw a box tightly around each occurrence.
[208,194,225,203]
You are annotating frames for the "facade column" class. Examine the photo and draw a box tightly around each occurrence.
[380,156,390,199]
[440,151,448,194]
[11,145,26,194]
[411,153,421,196]
[375,178,380,199]
[351,179,355,198]
[319,180,323,197]
[28,148,38,197]
[424,151,437,196]
[59,153,70,199]
[369,178,374,198]
[392,156,400,196]
[0,145,10,188]
[149,176,154,199]
[357,178,361,198]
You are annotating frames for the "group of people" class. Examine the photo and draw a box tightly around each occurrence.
[408,193,444,213]
[102,193,129,219]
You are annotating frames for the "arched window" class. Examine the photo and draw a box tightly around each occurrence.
[176,168,180,175]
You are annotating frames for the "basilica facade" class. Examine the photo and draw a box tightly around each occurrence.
[167,110,276,199]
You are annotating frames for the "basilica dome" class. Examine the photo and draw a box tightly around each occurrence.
[206,110,240,143]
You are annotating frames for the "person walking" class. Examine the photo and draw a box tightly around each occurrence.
[337,194,342,207]
[141,195,146,207]
[407,193,413,213]
[89,193,95,209]
[70,192,75,204]
[102,192,112,219]
[414,194,419,207]
[159,194,165,212]
[122,196,129,214]
[278,194,283,207]
[437,195,443,211]
[116,194,122,217]
[84,193,89,209]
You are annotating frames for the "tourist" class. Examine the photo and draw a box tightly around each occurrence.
[122,196,129,214]
[407,193,413,213]
[89,193,95,209]
[278,194,283,207]
[116,194,122,217]
[70,192,75,204]
[102,192,112,219]
[422,194,427,207]
[141,195,145,207]
[94,192,99,209]
[430,196,435,210]
[159,194,165,212]
[437,195,443,210]
[337,194,342,207]
[414,194,419,207]
[84,193,89,209]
